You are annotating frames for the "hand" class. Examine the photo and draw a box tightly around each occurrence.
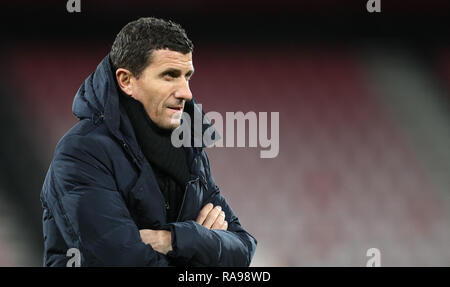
[196,203,228,230]
[139,229,172,255]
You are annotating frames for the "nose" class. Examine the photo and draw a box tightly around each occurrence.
[174,79,193,102]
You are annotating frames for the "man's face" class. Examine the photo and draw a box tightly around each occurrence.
[130,49,194,130]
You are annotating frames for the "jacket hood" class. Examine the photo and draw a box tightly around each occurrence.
[72,55,220,146]
[73,55,123,137]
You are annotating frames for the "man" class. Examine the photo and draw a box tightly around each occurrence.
[40,17,257,266]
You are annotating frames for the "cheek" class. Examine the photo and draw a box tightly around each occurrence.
[150,91,172,118]
[154,84,174,108]
[135,81,159,107]
[134,78,174,117]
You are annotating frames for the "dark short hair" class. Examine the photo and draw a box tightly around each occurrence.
[110,17,194,77]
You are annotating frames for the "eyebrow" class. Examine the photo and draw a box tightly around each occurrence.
[160,68,195,78]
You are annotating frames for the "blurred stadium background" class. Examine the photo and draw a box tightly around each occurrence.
[0,0,449,266]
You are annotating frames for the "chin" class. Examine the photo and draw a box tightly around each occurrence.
[158,119,181,131]
[168,119,182,130]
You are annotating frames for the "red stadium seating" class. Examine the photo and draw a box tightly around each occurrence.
[6,44,450,266]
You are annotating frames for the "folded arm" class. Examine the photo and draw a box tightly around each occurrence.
[164,150,257,267]
[43,135,170,266]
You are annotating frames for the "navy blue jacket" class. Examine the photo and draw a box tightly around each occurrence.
[40,56,257,267]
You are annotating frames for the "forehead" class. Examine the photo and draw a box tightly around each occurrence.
[149,49,193,70]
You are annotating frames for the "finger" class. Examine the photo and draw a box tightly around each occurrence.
[139,229,155,245]
[217,220,228,231]
[211,211,225,229]
[139,230,146,241]
[196,203,214,224]
[203,205,222,229]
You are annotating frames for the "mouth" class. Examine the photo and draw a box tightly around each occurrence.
[167,106,183,112]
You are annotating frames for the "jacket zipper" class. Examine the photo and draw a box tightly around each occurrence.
[120,140,141,167]
[176,177,199,222]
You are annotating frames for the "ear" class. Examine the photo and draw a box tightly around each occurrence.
[116,68,134,96]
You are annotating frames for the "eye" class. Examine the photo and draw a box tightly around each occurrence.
[186,73,195,82]
[164,71,181,81]
[163,74,174,81]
